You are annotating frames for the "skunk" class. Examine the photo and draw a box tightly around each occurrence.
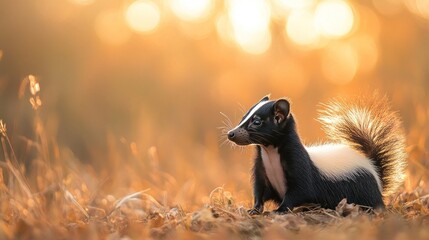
[226,95,407,214]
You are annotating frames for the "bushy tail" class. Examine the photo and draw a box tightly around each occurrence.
[318,94,407,197]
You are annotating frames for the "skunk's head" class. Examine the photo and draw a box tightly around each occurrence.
[227,95,291,146]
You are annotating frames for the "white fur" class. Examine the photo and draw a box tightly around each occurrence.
[231,100,270,131]
[260,146,287,197]
[306,144,382,192]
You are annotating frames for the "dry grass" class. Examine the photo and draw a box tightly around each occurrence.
[0,79,428,240]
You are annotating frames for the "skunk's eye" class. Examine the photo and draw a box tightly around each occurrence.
[253,119,262,126]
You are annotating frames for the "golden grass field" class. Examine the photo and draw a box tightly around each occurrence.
[0,77,428,239]
[1,0,429,239]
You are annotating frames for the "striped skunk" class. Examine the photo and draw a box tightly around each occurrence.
[226,95,407,214]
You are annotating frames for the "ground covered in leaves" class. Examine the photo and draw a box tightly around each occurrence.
[1,181,429,240]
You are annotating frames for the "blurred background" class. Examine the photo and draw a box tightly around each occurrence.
[0,0,428,210]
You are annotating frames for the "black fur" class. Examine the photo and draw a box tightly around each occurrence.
[227,97,385,214]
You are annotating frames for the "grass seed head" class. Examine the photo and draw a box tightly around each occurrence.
[0,120,6,137]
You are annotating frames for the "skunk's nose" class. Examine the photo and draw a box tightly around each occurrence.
[227,131,235,140]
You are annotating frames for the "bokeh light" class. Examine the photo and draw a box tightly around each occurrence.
[216,13,235,46]
[351,35,378,73]
[228,0,272,54]
[286,10,321,47]
[372,0,403,15]
[321,43,358,85]
[238,28,272,55]
[125,0,161,33]
[68,0,94,5]
[95,10,131,45]
[275,0,316,11]
[314,0,355,38]
[358,6,381,38]
[405,0,429,19]
[170,0,214,22]
[178,21,213,40]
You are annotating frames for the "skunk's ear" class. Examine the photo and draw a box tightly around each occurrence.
[274,99,290,125]
[260,94,270,102]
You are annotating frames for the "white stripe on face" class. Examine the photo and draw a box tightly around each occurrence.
[231,100,270,131]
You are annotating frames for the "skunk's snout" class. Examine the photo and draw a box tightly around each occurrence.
[227,131,235,140]
[227,128,250,145]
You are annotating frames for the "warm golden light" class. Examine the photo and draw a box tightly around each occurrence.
[239,29,272,55]
[1,0,429,238]
[170,0,213,22]
[228,0,272,54]
[69,0,94,5]
[215,14,235,46]
[268,61,309,97]
[352,35,378,73]
[417,0,429,18]
[178,21,212,40]
[404,0,429,19]
[275,0,316,11]
[372,0,403,15]
[286,10,321,46]
[321,43,358,85]
[228,0,270,35]
[314,0,354,38]
[95,10,131,45]
[125,0,161,33]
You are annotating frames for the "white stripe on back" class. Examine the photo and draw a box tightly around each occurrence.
[306,144,382,192]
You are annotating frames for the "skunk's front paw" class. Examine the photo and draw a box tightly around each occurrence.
[247,208,262,215]
[273,206,290,214]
